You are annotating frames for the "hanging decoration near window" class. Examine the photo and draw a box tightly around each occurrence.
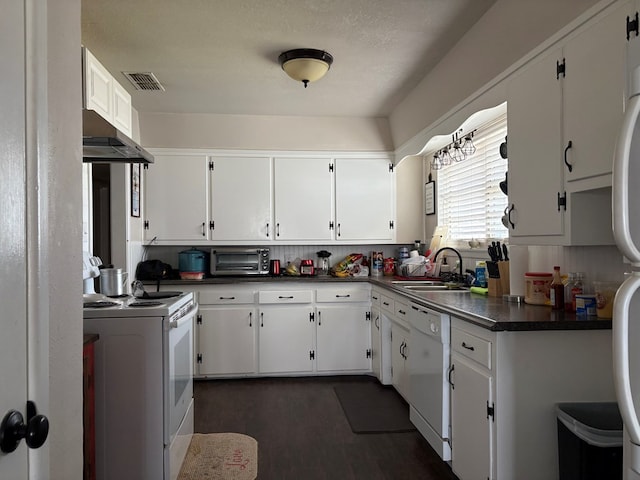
[425,169,436,216]
[430,128,476,170]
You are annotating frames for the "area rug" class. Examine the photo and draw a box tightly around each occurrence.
[177,433,258,480]
[334,381,416,434]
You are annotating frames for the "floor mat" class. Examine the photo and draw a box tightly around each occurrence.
[177,432,258,480]
[334,381,416,434]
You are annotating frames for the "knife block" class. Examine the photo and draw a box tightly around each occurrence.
[498,261,510,295]
[488,278,503,297]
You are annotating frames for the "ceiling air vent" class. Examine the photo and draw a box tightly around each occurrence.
[123,72,165,91]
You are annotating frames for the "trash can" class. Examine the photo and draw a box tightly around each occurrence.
[556,402,623,480]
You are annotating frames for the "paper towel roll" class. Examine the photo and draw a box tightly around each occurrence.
[509,245,529,297]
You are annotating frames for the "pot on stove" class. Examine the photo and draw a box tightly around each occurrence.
[99,268,128,296]
[178,248,208,279]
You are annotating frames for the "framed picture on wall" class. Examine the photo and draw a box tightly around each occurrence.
[425,180,435,215]
[131,164,141,217]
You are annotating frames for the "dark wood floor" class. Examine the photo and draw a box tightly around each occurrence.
[194,375,459,480]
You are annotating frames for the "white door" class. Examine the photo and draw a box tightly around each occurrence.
[507,46,564,239]
[335,158,394,241]
[1,1,48,476]
[198,306,256,375]
[316,305,371,372]
[258,307,314,374]
[274,157,334,241]
[144,154,209,241]
[210,157,272,241]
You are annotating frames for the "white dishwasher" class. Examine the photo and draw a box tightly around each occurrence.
[408,302,451,461]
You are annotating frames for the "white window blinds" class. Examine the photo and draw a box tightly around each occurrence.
[436,112,508,242]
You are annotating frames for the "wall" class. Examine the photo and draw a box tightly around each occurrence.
[139,112,393,152]
[48,0,84,477]
[389,0,604,150]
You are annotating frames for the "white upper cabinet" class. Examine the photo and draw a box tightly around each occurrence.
[508,46,564,240]
[562,2,628,185]
[274,157,334,241]
[335,158,395,242]
[210,157,272,241]
[507,1,629,245]
[144,154,209,242]
[82,47,132,137]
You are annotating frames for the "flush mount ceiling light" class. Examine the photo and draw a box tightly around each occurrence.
[278,49,333,88]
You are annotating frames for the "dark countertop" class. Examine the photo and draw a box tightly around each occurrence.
[369,277,612,332]
[143,275,611,332]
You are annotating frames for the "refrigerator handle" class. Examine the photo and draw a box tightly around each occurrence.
[613,94,640,264]
[613,273,640,445]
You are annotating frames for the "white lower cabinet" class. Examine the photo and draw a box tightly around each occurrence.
[450,324,494,480]
[316,305,371,372]
[390,321,410,401]
[198,306,256,376]
[258,305,315,374]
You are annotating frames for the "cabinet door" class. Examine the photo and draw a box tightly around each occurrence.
[371,306,382,381]
[210,157,272,241]
[258,306,314,374]
[335,158,394,241]
[451,354,493,480]
[198,306,256,375]
[316,305,371,372]
[563,2,627,184]
[144,154,209,241]
[83,48,113,122]
[112,81,132,138]
[273,157,333,241]
[507,47,564,239]
[391,323,409,400]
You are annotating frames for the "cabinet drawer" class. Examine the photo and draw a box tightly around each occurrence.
[259,290,313,304]
[371,289,382,308]
[316,287,369,303]
[451,327,492,370]
[380,294,395,314]
[198,289,255,305]
[394,300,410,320]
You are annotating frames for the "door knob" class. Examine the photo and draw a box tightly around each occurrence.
[0,401,49,453]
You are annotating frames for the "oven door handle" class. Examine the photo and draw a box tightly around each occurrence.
[169,303,199,329]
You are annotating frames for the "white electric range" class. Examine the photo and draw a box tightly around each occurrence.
[83,291,198,480]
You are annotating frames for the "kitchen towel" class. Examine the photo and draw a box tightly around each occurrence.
[177,433,258,480]
[508,245,529,297]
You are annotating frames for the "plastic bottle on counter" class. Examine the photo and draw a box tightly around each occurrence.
[550,266,564,310]
[572,272,585,311]
[564,272,576,312]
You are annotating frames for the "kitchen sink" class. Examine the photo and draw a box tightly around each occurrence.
[403,284,467,292]
[391,280,444,286]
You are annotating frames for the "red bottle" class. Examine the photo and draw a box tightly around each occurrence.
[550,266,564,310]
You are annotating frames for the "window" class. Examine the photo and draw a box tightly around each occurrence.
[435,112,508,244]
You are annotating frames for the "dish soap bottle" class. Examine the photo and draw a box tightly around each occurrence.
[550,266,564,310]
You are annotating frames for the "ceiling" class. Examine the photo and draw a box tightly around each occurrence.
[81,0,498,118]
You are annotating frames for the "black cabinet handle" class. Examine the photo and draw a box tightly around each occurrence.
[564,140,573,172]
[278,295,294,299]
[337,223,341,237]
[448,364,455,390]
[507,204,515,229]
[249,311,252,327]
[375,315,380,329]
[318,311,322,326]
[461,341,475,351]
[276,223,280,237]
[383,302,390,306]
[219,296,235,300]
[335,294,351,298]
[266,223,269,238]
[260,312,264,327]
[398,309,406,316]
[201,222,206,236]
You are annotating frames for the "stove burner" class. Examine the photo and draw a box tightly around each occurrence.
[128,301,164,308]
[83,301,119,309]
[106,294,130,299]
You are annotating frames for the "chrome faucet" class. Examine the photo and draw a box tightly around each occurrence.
[433,247,463,278]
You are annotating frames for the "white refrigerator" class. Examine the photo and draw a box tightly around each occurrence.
[613,38,640,480]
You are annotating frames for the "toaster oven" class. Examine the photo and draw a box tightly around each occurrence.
[210,247,270,276]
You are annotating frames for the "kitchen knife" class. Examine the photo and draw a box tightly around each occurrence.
[502,243,509,261]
